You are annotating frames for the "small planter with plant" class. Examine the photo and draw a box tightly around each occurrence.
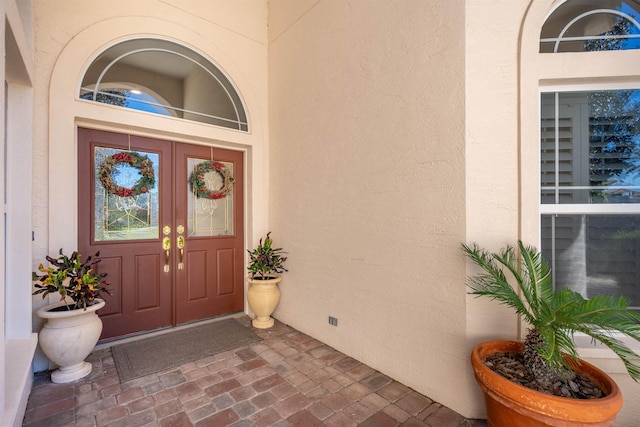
[463,241,640,426]
[246,232,288,328]
[32,249,112,383]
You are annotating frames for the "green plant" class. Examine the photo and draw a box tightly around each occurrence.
[247,232,288,279]
[462,240,640,389]
[33,249,111,310]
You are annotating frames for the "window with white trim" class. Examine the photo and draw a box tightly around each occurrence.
[540,0,640,52]
[539,1,640,309]
[80,38,249,131]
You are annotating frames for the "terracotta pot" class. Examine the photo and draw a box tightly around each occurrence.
[37,299,105,383]
[471,340,622,427]
[246,276,282,328]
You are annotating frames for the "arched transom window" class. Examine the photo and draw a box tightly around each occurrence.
[541,0,640,52]
[80,38,248,131]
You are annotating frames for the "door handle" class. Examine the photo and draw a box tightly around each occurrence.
[162,236,171,273]
[177,235,185,270]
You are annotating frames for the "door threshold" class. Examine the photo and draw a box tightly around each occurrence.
[95,311,246,350]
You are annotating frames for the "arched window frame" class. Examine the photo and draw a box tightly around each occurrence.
[522,0,640,312]
[79,38,249,132]
[540,6,640,53]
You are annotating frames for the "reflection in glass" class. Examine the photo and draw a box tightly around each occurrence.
[80,90,172,116]
[542,214,640,308]
[94,147,160,241]
[541,90,640,204]
[540,0,640,52]
[79,38,248,131]
[187,157,234,237]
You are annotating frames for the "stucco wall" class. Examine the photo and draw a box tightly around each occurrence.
[464,0,531,416]
[5,2,38,426]
[268,0,469,415]
[464,0,526,255]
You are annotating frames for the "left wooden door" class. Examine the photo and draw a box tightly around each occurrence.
[78,128,174,339]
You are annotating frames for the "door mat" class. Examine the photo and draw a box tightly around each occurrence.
[111,318,262,382]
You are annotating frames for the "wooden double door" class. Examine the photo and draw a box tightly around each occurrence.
[78,128,244,340]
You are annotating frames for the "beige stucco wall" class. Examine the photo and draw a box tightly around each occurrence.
[5,2,38,426]
[268,0,471,416]
[463,0,532,417]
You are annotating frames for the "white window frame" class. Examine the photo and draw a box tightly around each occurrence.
[539,84,640,310]
[520,2,640,357]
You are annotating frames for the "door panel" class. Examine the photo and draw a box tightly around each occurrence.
[96,256,122,317]
[135,253,162,309]
[217,249,235,295]
[186,250,207,300]
[78,128,244,339]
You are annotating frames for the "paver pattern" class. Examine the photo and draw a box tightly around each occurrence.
[23,316,488,426]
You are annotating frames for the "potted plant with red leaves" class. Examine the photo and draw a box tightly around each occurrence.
[33,249,112,383]
[246,232,288,328]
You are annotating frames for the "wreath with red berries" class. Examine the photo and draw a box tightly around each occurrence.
[98,151,155,198]
[189,161,235,200]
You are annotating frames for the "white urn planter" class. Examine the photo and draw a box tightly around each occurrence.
[247,276,282,329]
[37,299,105,383]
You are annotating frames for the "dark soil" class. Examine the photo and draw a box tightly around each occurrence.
[48,303,94,312]
[48,305,77,312]
[484,351,605,399]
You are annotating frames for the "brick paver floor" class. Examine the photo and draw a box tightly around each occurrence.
[23,315,488,426]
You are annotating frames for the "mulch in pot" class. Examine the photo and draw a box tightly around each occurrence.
[484,351,604,399]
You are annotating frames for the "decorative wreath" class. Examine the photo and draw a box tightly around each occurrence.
[98,151,155,198]
[189,161,235,200]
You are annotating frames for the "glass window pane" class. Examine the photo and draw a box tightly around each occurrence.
[79,90,172,116]
[541,90,640,204]
[540,0,640,52]
[187,158,234,237]
[94,147,160,241]
[542,214,640,308]
[80,38,248,131]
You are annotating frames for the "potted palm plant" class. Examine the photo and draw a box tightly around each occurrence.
[33,249,111,383]
[462,241,640,426]
[246,232,288,328]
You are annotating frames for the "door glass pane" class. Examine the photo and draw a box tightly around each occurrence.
[187,158,234,237]
[94,147,160,241]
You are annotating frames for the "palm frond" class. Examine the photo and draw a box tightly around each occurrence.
[570,294,640,325]
[462,243,533,323]
[517,241,554,311]
[572,324,640,381]
[545,290,640,380]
